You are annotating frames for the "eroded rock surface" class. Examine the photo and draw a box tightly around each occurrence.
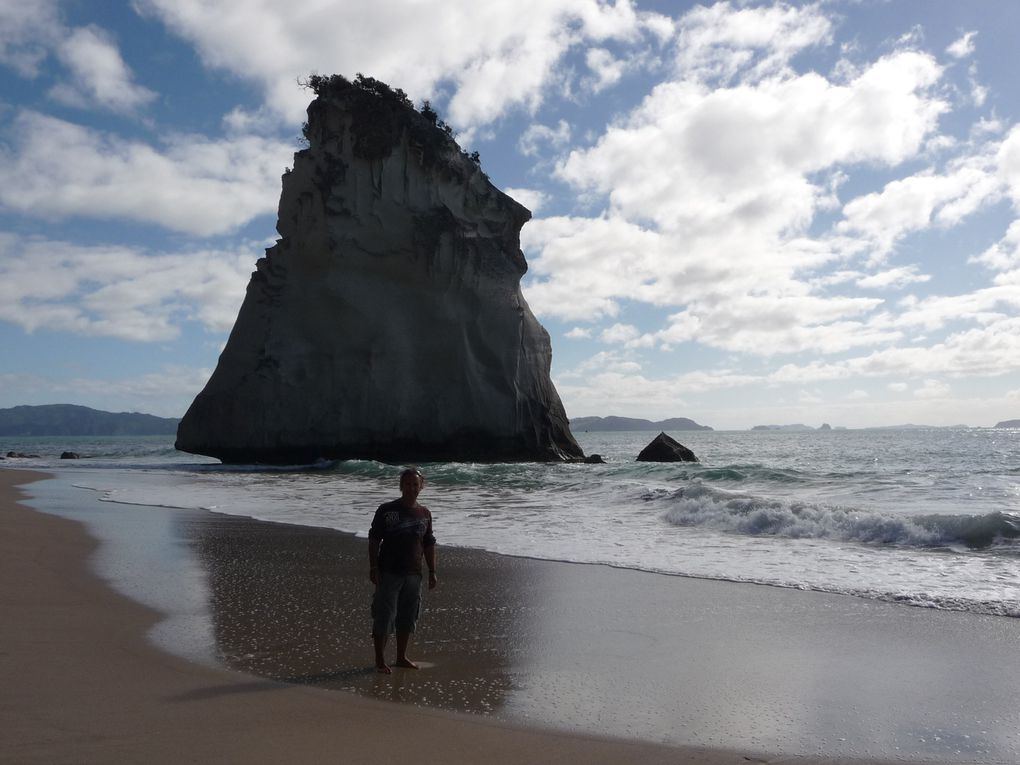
[177,75,582,464]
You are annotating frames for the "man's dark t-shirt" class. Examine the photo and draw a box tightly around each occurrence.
[369,500,436,575]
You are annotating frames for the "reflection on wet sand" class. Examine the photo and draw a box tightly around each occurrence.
[183,512,542,715]
[180,511,1020,762]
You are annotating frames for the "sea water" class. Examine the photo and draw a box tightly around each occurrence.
[4,428,1018,618]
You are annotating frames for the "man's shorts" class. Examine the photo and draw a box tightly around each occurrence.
[372,572,423,636]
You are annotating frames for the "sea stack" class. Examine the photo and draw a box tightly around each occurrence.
[176,75,583,464]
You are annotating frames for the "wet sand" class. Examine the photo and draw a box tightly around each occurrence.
[3,468,1018,763]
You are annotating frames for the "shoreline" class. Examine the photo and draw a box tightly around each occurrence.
[4,468,1018,763]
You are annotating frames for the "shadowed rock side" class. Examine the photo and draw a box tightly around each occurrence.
[177,75,582,464]
[636,432,698,463]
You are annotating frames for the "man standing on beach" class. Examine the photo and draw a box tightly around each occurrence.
[368,467,437,674]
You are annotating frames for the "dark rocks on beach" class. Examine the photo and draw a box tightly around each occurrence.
[636,433,698,463]
[60,451,81,459]
[6,451,41,459]
[175,75,582,465]
[583,454,606,464]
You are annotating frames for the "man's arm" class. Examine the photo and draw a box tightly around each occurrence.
[369,538,381,585]
[424,544,437,590]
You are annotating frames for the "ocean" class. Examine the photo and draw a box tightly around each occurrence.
[5,427,1018,620]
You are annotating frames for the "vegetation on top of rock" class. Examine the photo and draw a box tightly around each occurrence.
[298,73,481,168]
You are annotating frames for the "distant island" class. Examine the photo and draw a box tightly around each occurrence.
[994,419,1020,428]
[570,416,712,432]
[0,405,179,436]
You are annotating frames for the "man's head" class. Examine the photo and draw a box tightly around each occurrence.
[399,467,424,502]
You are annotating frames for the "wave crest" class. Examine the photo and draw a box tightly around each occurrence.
[658,482,1020,550]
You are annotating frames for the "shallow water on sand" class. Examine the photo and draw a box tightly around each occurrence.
[18,473,1020,764]
[5,427,1019,617]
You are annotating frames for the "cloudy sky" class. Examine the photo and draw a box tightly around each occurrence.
[2,0,1020,429]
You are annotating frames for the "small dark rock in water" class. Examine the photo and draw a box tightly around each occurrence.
[6,451,41,459]
[636,432,698,463]
[60,451,80,459]
[583,454,606,464]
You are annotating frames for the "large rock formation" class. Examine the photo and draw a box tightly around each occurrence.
[635,433,698,463]
[176,75,583,464]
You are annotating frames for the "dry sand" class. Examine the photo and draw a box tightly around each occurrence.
[3,467,1015,764]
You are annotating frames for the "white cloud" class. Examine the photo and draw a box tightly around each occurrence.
[50,25,156,113]
[837,155,1001,258]
[946,31,977,60]
[519,6,1018,374]
[523,214,663,321]
[0,111,292,235]
[0,0,61,77]
[556,357,761,418]
[558,50,947,237]
[599,322,641,344]
[503,186,549,213]
[518,120,572,157]
[973,220,1020,272]
[770,316,1020,384]
[0,233,255,341]
[585,48,626,92]
[674,1,833,84]
[856,266,930,290]
[136,0,671,128]
[888,382,909,392]
[915,378,950,399]
[565,327,591,339]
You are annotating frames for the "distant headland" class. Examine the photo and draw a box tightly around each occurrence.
[0,404,179,436]
[570,416,712,432]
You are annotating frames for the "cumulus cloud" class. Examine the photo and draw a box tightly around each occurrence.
[915,378,951,399]
[518,0,1020,385]
[770,315,1020,384]
[0,111,292,235]
[837,155,1001,258]
[503,186,550,213]
[946,31,977,59]
[585,48,626,92]
[0,0,61,76]
[674,1,833,84]
[855,266,930,290]
[518,120,573,157]
[973,220,1020,272]
[135,0,670,128]
[0,233,255,341]
[599,322,641,344]
[50,25,157,113]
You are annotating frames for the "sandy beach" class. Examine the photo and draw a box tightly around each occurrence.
[3,467,1017,764]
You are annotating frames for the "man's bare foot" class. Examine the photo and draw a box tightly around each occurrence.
[375,663,392,674]
[394,658,419,669]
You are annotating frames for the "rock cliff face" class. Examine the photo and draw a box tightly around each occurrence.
[176,75,582,464]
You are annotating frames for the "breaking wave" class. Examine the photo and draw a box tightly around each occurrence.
[657,482,1020,551]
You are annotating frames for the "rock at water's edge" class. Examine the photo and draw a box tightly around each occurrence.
[176,75,582,464]
[636,432,698,463]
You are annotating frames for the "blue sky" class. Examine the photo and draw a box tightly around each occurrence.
[2,0,1020,430]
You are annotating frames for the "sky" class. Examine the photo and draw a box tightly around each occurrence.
[2,0,1020,430]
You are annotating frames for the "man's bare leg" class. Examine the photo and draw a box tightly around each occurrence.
[373,633,391,674]
[394,631,418,669]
